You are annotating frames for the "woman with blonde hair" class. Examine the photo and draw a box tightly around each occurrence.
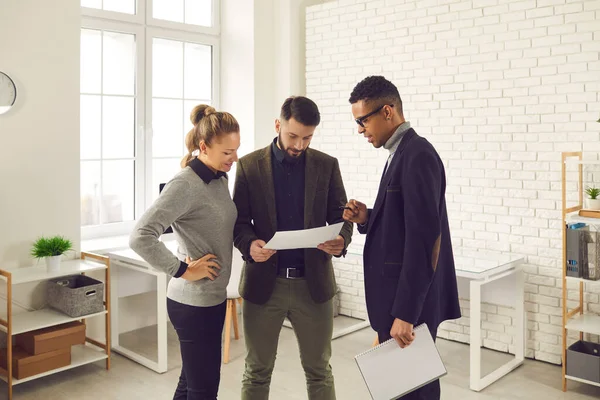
[130,104,240,399]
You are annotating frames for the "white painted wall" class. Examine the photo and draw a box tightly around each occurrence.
[0,0,81,266]
[306,0,600,365]
[0,0,81,346]
[221,0,332,149]
[221,0,256,157]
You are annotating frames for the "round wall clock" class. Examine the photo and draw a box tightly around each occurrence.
[0,71,17,115]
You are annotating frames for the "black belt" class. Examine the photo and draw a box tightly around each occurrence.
[277,266,305,279]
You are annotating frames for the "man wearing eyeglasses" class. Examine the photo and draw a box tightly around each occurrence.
[342,76,460,400]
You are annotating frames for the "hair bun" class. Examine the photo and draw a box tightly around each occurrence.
[203,106,216,116]
[190,104,216,125]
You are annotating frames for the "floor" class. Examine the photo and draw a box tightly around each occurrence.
[4,317,600,400]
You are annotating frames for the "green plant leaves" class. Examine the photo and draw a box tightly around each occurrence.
[585,186,600,200]
[31,236,73,258]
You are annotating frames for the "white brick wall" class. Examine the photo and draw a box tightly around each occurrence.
[306,0,600,365]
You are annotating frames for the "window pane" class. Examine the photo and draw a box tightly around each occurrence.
[81,29,101,93]
[103,0,135,14]
[185,0,212,27]
[103,96,135,159]
[184,43,212,100]
[102,160,135,223]
[153,99,183,157]
[152,158,181,202]
[153,38,183,98]
[81,161,101,226]
[81,95,102,160]
[103,31,135,96]
[81,0,101,9]
[153,0,184,23]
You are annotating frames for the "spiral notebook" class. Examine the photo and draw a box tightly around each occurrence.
[354,324,446,400]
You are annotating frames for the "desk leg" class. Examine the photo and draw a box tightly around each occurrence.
[515,270,525,363]
[469,279,482,391]
[110,261,169,374]
[157,273,168,373]
[111,264,120,349]
[469,269,525,391]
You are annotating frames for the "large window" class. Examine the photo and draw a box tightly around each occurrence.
[81,0,218,238]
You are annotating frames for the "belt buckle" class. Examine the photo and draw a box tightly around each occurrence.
[286,267,298,279]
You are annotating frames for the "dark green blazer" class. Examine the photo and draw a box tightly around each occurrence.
[233,144,353,304]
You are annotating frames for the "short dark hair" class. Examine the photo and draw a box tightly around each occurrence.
[280,96,321,127]
[348,76,403,115]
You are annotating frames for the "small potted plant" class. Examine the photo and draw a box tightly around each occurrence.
[31,236,73,271]
[585,186,600,210]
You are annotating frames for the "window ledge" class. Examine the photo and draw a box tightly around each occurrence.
[81,235,131,254]
[81,233,176,255]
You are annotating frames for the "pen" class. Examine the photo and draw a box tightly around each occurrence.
[339,206,352,210]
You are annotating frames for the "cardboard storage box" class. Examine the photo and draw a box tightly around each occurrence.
[16,321,85,355]
[0,347,71,379]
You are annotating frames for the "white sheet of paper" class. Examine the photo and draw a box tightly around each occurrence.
[263,222,345,250]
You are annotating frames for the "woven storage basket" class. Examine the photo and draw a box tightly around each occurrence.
[47,275,104,317]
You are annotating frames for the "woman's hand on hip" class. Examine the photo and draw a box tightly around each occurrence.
[181,254,220,281]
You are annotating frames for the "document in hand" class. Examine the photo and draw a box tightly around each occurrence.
[263,222,344,250]
[355,324,446,400]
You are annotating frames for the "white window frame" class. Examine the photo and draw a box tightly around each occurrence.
[146,0,220,36]
[144,27,220,210]
[80,0,220,240]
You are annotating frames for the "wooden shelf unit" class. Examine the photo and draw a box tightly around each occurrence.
[0,252,111,400]
[561,151,600,392]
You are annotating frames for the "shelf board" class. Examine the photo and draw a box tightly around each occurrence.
[565,212,600,225]
[0,308,107,335]
[0,259,107,285]
[565,375,600,388]
[0,343,107,385]
[565,314,600,336]
[565,276,600,283]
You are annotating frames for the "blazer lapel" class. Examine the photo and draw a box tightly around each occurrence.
[304,149,320,229]
[257,147,277,232]
[368,166,393,234]
[367,129,416,234]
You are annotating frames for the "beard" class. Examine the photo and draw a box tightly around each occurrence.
[278,132,305,163]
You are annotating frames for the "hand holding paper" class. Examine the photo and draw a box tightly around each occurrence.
[263,222,345,250]
[250,239,277,262]
[317,235,345,256]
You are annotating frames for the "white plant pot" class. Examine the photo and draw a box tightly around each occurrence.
[586,199,600,210]
[45,255,61,272]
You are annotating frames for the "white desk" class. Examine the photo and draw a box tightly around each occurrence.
[453,249,525,392]
[107,241,178,373]
[108,242,244,373]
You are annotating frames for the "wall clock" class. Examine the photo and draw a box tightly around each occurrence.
[0,71,17,115]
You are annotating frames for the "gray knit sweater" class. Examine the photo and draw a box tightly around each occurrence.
[129,160,237,307]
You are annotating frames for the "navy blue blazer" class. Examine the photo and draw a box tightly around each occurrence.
[358,128,461,335]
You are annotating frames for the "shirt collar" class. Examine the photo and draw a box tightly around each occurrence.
[383,121,411,155]
[271,137,286,164]
[271,137,305,165]
[189,157,227,184]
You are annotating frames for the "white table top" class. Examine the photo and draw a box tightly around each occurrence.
[346,244,523,280]
[109,240,180,269]
[109,240,523,280]
[453,250,524,279]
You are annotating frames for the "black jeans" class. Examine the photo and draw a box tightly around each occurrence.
[167,298,227,400]
[377,325,440,400]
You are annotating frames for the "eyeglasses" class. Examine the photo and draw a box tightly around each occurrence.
[355,104,393,128]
